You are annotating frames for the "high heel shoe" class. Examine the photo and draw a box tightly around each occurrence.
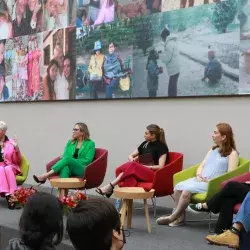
[33,175,46,185]
[6,195,15,210]
[95,183,114,198]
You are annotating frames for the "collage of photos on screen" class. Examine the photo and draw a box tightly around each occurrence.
[43,27,76,101]
[76,0,162,40]
[76,27,133,100]
[132,0,240,98]
[239,0,250,94]
[0,0,75,40]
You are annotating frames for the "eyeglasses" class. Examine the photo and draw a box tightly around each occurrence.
[121,226,130,244]
[73,128,80,132]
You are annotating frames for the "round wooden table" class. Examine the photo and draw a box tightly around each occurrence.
[114,187,155,233]
[50,178,86,198]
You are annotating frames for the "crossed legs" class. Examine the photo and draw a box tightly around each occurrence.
[157,190,192,225]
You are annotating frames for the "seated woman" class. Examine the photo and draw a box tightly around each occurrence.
[157,123,239,227]
[204,191,250,249]
[33,122,95,189]
[189,181,250,235]
[96,124,169,198]
[5,192,64,250]
[0,121,22,209]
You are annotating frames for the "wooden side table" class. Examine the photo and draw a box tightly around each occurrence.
[114,187,155,233]
[50,178,86,198]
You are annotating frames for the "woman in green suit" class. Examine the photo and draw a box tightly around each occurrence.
[33,122,95,183]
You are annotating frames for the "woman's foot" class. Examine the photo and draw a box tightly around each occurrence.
[95,183,114,198]
[188,203,209,213]
[169,214,185,227]
[156,215,173,225]
[33,174,47,185]
[6,195,15,210]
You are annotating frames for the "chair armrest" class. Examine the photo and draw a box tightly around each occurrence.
[206,163,250,200]
[46,156,61,172]
[221,172,250,188]
[174,164,199,186]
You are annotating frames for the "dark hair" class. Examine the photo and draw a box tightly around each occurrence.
[0,39,6,45]
[161,28,170,41]
[146,49,158,70]
[67,199,121,250]
[63,54,74,73]
[146,124,167,145]
[108,41,116,47]
[19,192,63,250]
[46,59,59,100]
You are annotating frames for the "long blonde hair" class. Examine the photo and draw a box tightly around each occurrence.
[146,124,166,145]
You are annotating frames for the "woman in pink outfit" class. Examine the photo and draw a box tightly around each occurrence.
[27,40,34,97]
[94,0,115,26]
[31,40,42,100]
[0,121,22,209]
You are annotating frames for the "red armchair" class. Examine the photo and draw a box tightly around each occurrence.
[116,152,184,215]
[46,148,108,191]
[221,172,250,214]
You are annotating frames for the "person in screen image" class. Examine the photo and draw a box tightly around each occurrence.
[180,0,209,8]
[102,41,125,99]
[96,124,169,198]
[202,49,222,84]
[146,49,163,98]
[156,26,180,97]
[12,0,32,37]
[42,59,59,100]
[88,40,104,99]
[93,0,115,26]
[0,7,12,39]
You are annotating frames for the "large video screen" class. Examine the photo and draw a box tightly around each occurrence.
[0,0,249,102]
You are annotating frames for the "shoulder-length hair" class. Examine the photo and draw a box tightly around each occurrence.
[212,123,237,157]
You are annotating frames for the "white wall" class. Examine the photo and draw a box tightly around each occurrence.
[1,97,250,207]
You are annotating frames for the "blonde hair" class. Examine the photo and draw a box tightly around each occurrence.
[72,122,90,142]
[146,124,166,145]
[0,121,7,131]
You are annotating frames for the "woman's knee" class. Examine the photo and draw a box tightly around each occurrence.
[181,190,192,199]
[224,181,238,191]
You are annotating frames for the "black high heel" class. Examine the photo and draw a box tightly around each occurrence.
[95,183,114,198]
[6,195,15,210]
[33,175,46,185]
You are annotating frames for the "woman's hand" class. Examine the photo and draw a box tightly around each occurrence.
[128,156,138,162]
[11,136,19,149]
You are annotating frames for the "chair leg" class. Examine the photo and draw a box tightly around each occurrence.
[208,212,213,233]
[151,196,157,217]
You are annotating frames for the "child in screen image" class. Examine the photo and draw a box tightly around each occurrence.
[202,50,222,84]
[146,49,163,98]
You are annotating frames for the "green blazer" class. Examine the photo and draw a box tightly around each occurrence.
[63,139,96,166]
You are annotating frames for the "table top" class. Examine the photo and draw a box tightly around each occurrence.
[114,187,155,199]
[50,178,86,189]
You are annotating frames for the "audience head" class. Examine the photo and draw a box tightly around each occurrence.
[145,124,166,145]
[19,192,63,250]
[212,123,236,156]
[73,122,90,141]
[0,121,7,140]
[67,198,126,250]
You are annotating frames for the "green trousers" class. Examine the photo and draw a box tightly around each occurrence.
[52,156,86,178]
